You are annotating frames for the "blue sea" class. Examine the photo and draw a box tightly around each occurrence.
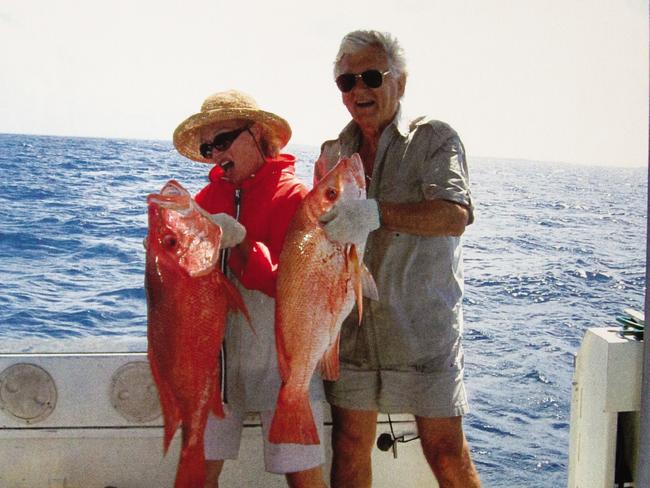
[0,133,646,486]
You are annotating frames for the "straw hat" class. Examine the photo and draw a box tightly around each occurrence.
[173,90,292,163]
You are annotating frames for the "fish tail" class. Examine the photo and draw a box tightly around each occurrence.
[174,440,206,488]
[174,411,211,488]
[268,387,319,445]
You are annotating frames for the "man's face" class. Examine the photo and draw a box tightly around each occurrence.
[337,46,405,134]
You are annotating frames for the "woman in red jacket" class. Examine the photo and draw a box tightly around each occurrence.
[173,90,326,488]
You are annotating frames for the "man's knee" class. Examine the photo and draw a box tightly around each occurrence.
[332,426,374,458]
[427,438,470,468]
[416,416,480,486]
[416,417,467,461]
[331,407,377,454]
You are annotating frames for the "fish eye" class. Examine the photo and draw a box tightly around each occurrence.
[162,234,178,249]
[325,188,338,201]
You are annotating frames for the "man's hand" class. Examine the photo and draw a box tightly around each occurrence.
[209,213,246,248]
[319,199,380,245]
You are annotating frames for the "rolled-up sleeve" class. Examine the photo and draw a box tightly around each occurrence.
[420,131,474,225]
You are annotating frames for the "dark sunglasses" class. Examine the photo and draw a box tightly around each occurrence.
[199,125,250,159]
[335,69,391,93]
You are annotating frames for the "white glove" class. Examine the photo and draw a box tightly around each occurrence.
[319,199,380,245]
[209,213,246,248]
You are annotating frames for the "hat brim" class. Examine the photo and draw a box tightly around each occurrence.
[173,108,291,163]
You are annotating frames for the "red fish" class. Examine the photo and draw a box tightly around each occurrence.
[145,180,247,487]
[269,153,377,445]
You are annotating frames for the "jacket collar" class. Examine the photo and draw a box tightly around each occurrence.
[208,153,297,190]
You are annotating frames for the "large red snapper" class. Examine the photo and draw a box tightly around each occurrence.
[269,153,377,445]
[145,179,247,488]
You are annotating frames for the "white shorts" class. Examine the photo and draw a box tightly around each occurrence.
[204,400,326,474]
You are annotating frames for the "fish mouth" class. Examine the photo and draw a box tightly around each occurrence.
[348,153,367,190]
[148,194,192,213]
[160,179,189,197]
[147,179,192,211]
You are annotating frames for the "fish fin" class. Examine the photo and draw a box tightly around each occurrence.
[347,244,364,325]
[147,353,181,455]
[361,264,379,301]
[211,363,225,418]
[319,333,340,381]
[346,244,378,310]
[275,311,290,382]
[162,401,181,455]
[268,389,320,445]
[221,274,256,337]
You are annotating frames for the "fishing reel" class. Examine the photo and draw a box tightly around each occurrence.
[615,308,644,341]
[376,413,420,459]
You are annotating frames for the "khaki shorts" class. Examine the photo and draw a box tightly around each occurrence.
[204,400,326,474]
[324,362,469,418]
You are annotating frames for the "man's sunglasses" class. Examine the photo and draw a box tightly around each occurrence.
[335,69,391,93]
[199,125,250,159]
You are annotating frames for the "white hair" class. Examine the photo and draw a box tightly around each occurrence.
[333,30,408,78]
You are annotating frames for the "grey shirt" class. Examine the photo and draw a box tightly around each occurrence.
[315,109,474,370]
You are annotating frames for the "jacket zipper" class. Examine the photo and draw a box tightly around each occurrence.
[234,188,241,219]
[220,188,242,404]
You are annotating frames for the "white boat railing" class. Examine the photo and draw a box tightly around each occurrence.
[0,352,435,488]
[636,139,650,487]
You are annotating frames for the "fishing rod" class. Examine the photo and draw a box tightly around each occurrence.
[376,413,420,458]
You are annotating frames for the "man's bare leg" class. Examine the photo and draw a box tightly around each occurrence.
[330,405,378,488]
[416,416,481,488]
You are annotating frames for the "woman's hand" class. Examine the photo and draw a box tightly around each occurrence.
[209,213,246,248]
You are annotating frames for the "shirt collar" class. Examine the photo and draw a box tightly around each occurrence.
[338,104,411,145]
[393,106,411,137]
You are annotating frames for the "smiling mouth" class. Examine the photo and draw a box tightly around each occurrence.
[220,161,235,172]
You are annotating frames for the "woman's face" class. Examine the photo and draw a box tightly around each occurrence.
[199,121,265,186]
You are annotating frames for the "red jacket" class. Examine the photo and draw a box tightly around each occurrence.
[194,154,307,297]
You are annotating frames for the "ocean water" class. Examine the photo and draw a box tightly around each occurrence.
[0,133,646,486]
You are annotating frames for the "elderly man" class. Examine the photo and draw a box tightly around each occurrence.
[315,30,481,488]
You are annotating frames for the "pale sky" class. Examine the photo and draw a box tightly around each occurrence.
[1,0,648,167]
